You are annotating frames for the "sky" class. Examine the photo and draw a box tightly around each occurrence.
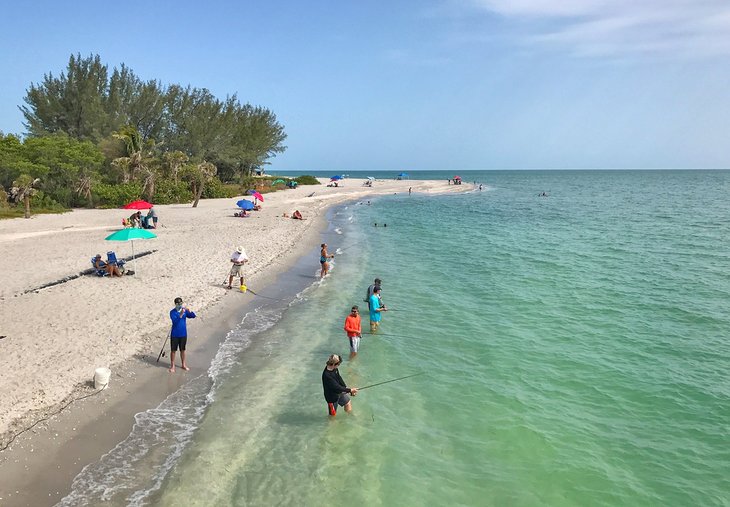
[1,0,729,171]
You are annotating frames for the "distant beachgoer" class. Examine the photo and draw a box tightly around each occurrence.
[147,206,158,228]
[374,223,378,227]
[322,354,358,416]
[479,184,483,191]
[320,243,334,278]
[292,210,304,220]
[344,306,362,358]
[365,278,382,309]
[227,246,249,289]
[447,179,451,185]
[369,286,387,332]
[383,223,387,227]
[128,211,142,228]
[409,187,412,195]
[169,297,196,373]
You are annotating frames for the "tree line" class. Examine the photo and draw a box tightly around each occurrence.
[0,53,288,216]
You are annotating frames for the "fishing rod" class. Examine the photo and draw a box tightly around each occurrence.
[358,372,424,391]
[156,329,171,362]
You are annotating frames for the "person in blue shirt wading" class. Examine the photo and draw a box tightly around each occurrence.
[169,296,196,373]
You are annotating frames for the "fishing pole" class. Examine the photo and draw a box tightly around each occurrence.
[156,329,171,362]
[336,240,364,253]
[358,372,424,391]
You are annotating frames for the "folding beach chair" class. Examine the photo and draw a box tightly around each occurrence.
[106,251,126,269]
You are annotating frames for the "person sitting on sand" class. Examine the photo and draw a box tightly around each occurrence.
[94,254,124,277]
[292,210,304,220]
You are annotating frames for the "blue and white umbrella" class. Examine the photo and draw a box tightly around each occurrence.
[236,199,254,210]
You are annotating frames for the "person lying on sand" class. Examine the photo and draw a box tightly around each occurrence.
[292,210,304,220]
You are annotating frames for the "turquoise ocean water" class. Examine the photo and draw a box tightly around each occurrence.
[60,170,730,506]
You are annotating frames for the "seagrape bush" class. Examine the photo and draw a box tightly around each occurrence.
[92,182,143,208]
[201,178,240,199]
[153,180,193,204]
[294,175,318,185]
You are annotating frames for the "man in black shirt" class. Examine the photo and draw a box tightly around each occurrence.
[364,278,382,310]
[321,354,358,416]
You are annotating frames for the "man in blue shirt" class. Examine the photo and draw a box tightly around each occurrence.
[169,297,196,373]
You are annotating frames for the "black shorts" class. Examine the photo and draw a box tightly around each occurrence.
[170,336,187,352]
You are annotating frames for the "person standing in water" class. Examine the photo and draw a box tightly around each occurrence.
[344,305,362,358]
[369,286,387,332]
[320,243,334,278]
[364,278,382,309]
[169,297,196,373]
[322,354,358,416]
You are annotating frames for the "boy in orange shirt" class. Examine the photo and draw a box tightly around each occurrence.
[343,305,362,358]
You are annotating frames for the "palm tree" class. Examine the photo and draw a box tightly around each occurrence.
[74,172,93,207]
[192,161,217,208]
[163,151,189,184]
[11,174,41,218]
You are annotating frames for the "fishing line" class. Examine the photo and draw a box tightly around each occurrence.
[358,372,424,391]
[336,240,365,253]
[363,332,422,340]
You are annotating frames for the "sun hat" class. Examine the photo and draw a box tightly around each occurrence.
[236,246,244,253]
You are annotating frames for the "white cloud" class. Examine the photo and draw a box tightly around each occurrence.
[464,0,730,58]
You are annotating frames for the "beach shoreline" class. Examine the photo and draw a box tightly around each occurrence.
[0,178,470,506]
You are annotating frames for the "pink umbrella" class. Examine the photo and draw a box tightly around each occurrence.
[252,192,264,202]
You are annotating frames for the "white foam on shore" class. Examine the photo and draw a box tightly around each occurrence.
[57,303,297,507]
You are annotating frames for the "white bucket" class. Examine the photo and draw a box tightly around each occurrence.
[94,367,111,390]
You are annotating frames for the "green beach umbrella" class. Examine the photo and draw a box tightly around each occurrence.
[105,228,157,275]
[272,179,286,186]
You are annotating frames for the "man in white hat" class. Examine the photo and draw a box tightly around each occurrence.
[227,245,249,289]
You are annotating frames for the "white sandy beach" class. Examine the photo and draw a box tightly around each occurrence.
[0,178,467,444]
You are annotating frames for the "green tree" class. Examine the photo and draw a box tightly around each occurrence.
[21,54,110,141]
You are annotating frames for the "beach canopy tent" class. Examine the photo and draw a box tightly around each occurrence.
[397,172,409,180]
[236,199,255,210]
[272,179,286,185]
[330,175,343,181]
[122,200,153,210]
[105,228,157,274]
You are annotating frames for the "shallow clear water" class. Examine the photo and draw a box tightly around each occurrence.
[61,170,730,506]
